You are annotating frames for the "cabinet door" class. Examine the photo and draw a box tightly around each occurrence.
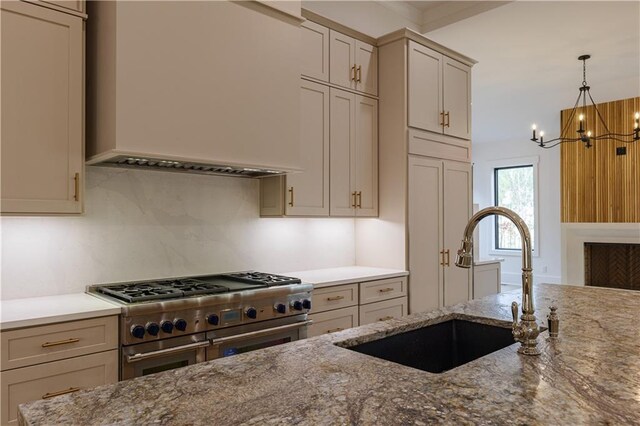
[354,95,378,217]
[286,80,330,216]
[408,156,444,313]
[1,1,83,214]
[355,40,378,96]
[329,30,356,90]
[407,41,443,134]
[443,161,472,306]
[330,88,356,216]
[300,20,329,82]
[443,57,471,140]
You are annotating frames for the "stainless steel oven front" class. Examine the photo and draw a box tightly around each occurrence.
[121,334,209,380]
[206,315,311,360]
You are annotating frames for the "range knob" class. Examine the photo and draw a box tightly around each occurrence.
[160,321,174,334]
[207,314,219,326]
[291,300,303,311]
[245,307,258,319]
[274,303,286,314]
[302,299,312,310]
[130,325,145,339]
[146,322,160,336]
[174,318,188,332]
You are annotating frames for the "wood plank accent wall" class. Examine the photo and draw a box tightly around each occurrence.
[560,97,640,223]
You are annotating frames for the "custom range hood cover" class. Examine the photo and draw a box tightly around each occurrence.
[85,1,302,178]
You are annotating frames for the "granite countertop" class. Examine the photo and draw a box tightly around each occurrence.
[18,284,640,425]
[0,293,120,331]
[283,266,409,289]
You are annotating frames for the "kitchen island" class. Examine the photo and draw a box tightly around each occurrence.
[18,284,640,425]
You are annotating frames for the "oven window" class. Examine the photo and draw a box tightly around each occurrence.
[223,337,291,357]
[142,360,189,376]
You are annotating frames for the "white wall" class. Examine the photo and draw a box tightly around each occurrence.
[471,141,562,286]
[0,168,356,300]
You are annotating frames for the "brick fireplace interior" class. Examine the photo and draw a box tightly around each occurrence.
[584,243,640,290]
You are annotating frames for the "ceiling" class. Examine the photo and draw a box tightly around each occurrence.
[424,1,640,145]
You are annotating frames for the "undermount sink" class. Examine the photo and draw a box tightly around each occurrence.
[346,319,516,374]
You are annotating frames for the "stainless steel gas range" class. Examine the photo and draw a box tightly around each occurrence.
[87,272,312,380]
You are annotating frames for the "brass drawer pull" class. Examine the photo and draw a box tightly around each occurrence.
[326,295,345,301]
[41,337,80,348]
[378,287,394,293]
[42,387,81,399]
[356,65,362,82]
[326,327,344,333]
[73,172,80,201]
[379,316,394,321]
[288,187,294,207]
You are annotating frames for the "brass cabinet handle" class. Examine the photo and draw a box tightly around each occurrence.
[351,191,357,208]
[326,295,345,301]
[356,191,362,208]
[357,65,362,82]
[445,249,450,266]
[378,287,394,293]
[288,187,294,207]
[379,316,394,321]
[439,249,444,266]
[73,172,80,201]
[440,111,445,127]
[42,337,80,348]
[42,387,81,399]
[351,65,356,81]
[445,111,450,128]
[326,327,344,333]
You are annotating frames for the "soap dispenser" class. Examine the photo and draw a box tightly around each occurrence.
[547,305,559,339]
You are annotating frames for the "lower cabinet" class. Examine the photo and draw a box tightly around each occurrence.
[308,276,408,337]
[0,316,118,424]
[2,350,118,424]
[473,261,501,299]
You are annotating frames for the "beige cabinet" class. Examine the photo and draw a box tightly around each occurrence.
[308,306,359,338]
[260,79,330,216]
[1,0,84,214]
[408,156,472,313]
[330,88,378,217]
[359,297,408,326]
[300,20,329,81]
[408,40,471,140]
[473,261,501,299]
[329,30,377,96]
[0,316,118,425]
[40,0,85,14]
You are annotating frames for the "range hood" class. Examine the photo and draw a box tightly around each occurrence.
[86,1,302,179]
[89,154,288,178]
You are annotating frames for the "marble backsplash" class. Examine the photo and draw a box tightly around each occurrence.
[0,167,355,300]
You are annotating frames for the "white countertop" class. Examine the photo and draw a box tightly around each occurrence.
[0,293,120,331]
[283,266,409,289]
[474,257,505,266]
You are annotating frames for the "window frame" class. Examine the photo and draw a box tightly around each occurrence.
[489,156,540,257]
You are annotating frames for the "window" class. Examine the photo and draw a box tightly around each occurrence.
[493,164,537,252]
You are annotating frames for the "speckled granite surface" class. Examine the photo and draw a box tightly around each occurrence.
[18,284,640,425]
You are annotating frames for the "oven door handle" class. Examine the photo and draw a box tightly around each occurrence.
[209,320,313,346]
[125,340,211,363]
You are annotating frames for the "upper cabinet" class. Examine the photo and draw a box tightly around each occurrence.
[1,0,85,214]
[330,30,378,96]
[408,41,471,140]
[301,20,329,81]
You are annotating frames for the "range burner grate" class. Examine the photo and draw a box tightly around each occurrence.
[223,272,302,287]
[98,279,228,303]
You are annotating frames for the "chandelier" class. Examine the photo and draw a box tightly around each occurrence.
[529,55,640,149]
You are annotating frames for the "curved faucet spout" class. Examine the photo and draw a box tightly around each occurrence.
[454,206,540,356]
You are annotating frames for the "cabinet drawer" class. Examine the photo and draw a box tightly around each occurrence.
[359,297,408,326]
[1,349,117,424]
[360,277,407,304]
[408,128,471,163]
[1,316,118,371]
[308,306,359,338]
[310,284,358,314]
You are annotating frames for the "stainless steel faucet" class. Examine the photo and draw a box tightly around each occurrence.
[454,206,541,356]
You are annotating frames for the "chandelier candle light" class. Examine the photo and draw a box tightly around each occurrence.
[530,55,640,149]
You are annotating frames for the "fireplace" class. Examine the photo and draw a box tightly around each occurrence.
[584,243,640,290]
